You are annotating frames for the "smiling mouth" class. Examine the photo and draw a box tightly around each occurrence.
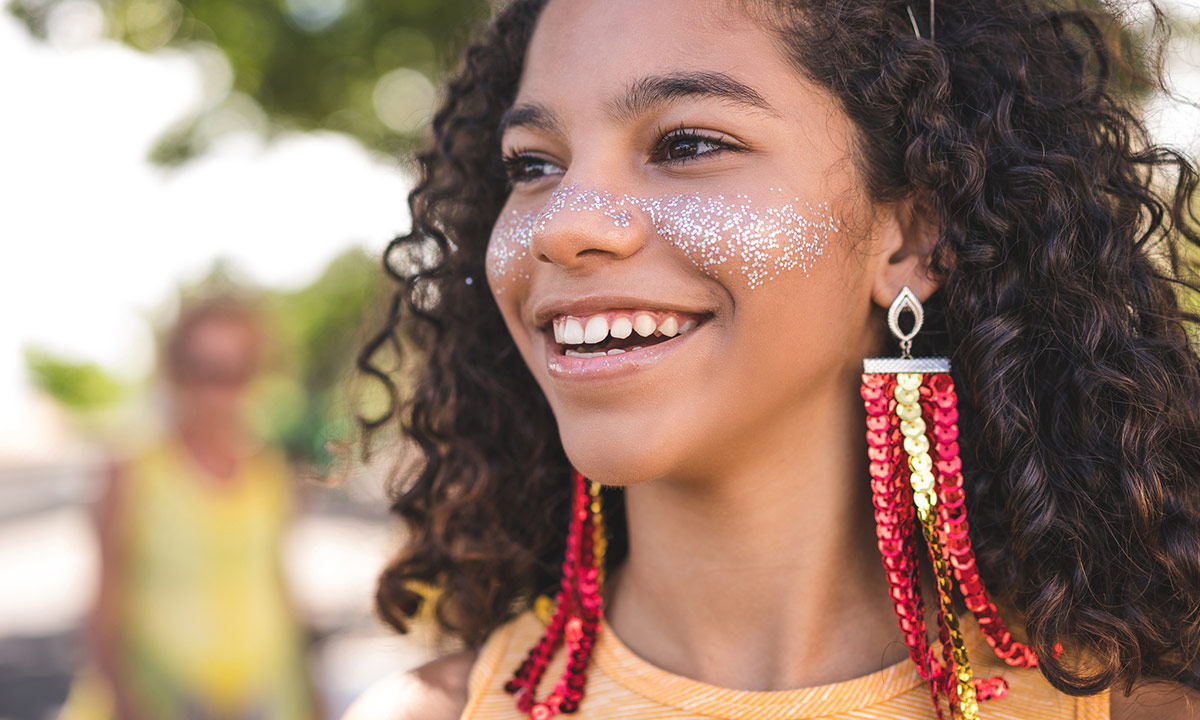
[562,330,674,356]
[546,314,712,358]
[540,312,718,383]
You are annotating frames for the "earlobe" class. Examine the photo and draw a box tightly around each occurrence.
[870,193,942,309]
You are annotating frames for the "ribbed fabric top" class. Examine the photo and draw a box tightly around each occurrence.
[460,607,1110,719]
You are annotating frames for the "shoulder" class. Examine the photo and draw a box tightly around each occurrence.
[1110,679,1200,720]
[341,649,479,720]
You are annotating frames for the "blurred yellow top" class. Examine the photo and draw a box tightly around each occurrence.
[115,434,309,715]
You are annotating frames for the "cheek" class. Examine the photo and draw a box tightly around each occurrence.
[485,208,536,296]
[646,190,842,290]
[485,212,540,365]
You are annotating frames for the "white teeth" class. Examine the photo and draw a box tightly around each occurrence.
[610,316,633,339]
[583,315,609,344]
[563,317,585,344]
[554,311,705,349]
[633,313,657,337]
[606,348,625,355]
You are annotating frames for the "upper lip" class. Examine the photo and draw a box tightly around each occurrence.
[531,294,713,330]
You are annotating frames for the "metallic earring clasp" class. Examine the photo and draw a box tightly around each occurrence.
[888,285,924,358]
[863,286,949,374]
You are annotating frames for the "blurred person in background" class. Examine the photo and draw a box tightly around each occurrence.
[61,293,321,720]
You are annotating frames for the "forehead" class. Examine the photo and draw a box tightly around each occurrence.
[520,0,794,108]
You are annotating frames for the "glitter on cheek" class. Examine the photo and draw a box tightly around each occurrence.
[485,208,535,295]
[484,183,842,293]
[642,187,841,288]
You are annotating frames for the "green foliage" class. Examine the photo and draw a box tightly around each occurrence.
[266,247,385,462]
[8,0,492,163]
[24,346,127,410]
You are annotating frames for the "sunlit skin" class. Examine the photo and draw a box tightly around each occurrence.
[484,0,941,693]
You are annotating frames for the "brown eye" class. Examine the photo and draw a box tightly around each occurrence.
[502,153,564,183]
[654,129,739,165]
[664,135,721,160]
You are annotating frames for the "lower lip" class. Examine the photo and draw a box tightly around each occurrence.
[544,320,710,382]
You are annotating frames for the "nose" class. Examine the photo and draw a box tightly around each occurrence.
[529,183,650,269]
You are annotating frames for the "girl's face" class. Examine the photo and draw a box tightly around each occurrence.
[487,0,895,485]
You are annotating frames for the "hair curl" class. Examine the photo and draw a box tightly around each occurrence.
[357,0,1200,696]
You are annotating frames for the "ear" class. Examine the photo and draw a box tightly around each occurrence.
[869,191,942,310]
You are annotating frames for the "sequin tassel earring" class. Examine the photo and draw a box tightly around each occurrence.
[862,286,1040,720]
[505,470,606,719]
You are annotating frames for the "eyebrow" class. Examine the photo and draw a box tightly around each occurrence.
[497,70,778,137]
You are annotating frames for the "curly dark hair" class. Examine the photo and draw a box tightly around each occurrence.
[356,0,1200,697]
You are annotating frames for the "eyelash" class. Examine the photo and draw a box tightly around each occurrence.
[500,125,742,185]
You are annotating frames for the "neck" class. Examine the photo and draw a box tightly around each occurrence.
[173,419,250,481]
[604,372,912,691]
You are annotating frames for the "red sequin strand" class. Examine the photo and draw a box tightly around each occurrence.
[862,373,948,720]
[922,373,1037,672]
[505,470,603,718]
[864,372,1039,717]
[864,368,1064,719]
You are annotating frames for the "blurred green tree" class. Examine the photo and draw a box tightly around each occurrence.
[24,346,127,411]
[7,0,492,163]
[7,0,489,464]
[267,246,386,464]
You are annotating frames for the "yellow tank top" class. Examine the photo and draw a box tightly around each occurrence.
[460,608,1110,719]
[116,435,311,717]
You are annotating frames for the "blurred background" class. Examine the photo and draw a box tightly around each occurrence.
[0,0,1197,718]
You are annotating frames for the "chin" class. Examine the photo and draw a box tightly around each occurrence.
[558,427,670,487]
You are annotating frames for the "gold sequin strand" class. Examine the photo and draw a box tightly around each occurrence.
[919,509,979,719]
[533,593,556,626]
[589,481,607,587]
[895,373,978,720]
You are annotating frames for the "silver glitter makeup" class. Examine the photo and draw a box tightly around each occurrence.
[486,183,841,293]
[486,208,537,287]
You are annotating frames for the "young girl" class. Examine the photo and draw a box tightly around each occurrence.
[347,0,1200,718]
